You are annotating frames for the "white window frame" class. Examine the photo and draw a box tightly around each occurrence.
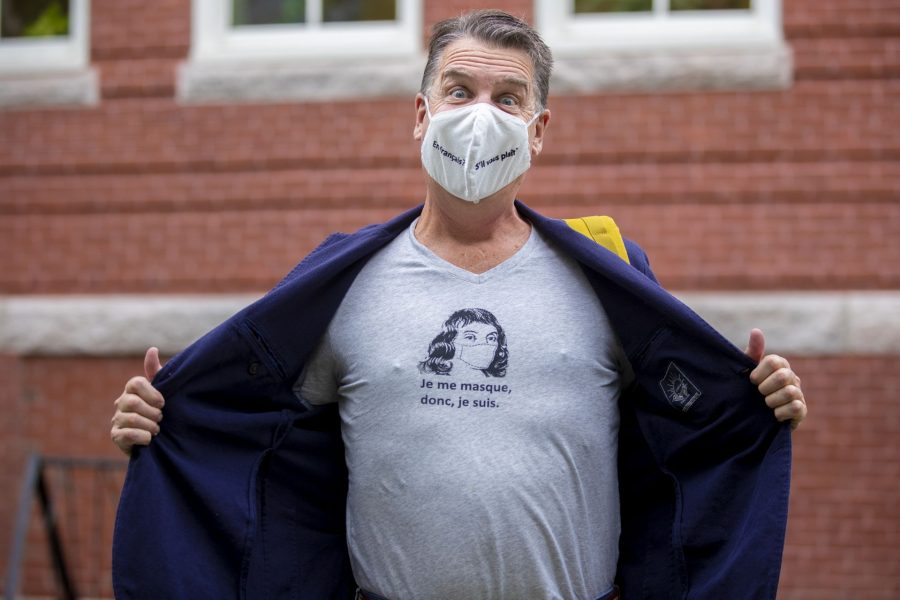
[0,0,96,109]
[181,0,424,103]
[538,0,783,53]
[192,0,421,63]
[0,0,90,74]
[535,0,791,92]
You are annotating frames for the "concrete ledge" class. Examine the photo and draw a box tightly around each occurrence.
[177,57,425,104]
[177,46,790,104]
[0,294,258,356]
[551,45,792,93]
[0,291,897,357]
[0,68,98,110]
[676,291,900,356]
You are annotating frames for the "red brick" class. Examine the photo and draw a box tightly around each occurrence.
[1,1,898,595]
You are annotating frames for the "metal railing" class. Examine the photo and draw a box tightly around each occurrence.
[5,454,127,600]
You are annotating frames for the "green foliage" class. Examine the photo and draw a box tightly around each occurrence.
[574,0,653,13]
[574,0,750,12]
[670,0,751,10]
[323,0,395,21]
[16,0,69,37]
[231,0,397,26]
[281,0,304,22]
[232,0,306,26]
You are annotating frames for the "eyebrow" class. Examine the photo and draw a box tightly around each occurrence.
[441,68,530,91]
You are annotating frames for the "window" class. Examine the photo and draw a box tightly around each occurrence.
[535,0,790,92]
[193,0,418,61]
[573,1,752,14]
[0,0,94,109]
[231,0,397,26]
[181,0,423,103]
[0,0,89,75]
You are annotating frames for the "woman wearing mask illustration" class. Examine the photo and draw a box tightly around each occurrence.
[419,308,508,377]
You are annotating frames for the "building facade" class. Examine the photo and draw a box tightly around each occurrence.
[1,0,898,597]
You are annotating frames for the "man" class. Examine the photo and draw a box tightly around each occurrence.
[111,10,806,600]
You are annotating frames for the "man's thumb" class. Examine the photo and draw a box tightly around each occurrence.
[144,347,162,380]
[744,328,766,363]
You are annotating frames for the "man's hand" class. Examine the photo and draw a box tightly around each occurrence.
[110,347,166,455]
[744,329,807,430]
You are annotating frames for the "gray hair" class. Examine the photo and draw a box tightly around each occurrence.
[420,10,553,111]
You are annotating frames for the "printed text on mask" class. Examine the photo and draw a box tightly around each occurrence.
[475,147,518,171]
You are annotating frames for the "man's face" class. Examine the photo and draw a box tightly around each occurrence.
[413,37,549,158]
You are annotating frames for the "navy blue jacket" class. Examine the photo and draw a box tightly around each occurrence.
[113,202,791,599]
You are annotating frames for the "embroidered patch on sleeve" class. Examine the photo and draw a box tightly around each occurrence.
[659,362,702,412]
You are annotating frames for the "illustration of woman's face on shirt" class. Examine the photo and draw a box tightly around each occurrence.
[418,308,508,378]
[455,322,499,371]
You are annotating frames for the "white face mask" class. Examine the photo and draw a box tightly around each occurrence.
[456,342,498,370]
[420,99,541,204]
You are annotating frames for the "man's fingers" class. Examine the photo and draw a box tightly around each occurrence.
[750,354,791,386]
[762,384,804,409]
[115,390,163,421]
[123,376,165,409]
[144,347,162,381]
[112,353,166,457]
[111,411,161,436]
[773,399,807,425]
[111,427,153,455]
[758,366,799,397]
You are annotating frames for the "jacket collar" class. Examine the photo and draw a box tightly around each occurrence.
[247,200,751,384]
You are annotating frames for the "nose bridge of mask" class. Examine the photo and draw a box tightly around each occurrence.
[424,97,539,128]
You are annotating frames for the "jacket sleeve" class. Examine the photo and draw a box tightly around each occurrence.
[599,263,792,599]
[112,246,358,599]
[113,206,419,599]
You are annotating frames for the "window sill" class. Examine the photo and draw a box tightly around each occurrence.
[177,55,426,104]
[0,68,98,110]
[551,43,792,94]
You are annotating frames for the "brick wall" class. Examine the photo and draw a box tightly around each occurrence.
[1,0,897,597]
[780,357,900,599]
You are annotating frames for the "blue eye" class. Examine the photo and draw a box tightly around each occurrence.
[450,89,467,99]
[499,96,517,107]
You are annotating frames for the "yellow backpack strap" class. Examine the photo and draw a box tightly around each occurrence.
[564,215,630,264]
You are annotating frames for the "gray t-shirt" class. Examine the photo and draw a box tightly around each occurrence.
[295,221,630,600]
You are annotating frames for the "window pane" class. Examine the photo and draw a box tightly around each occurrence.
[1,0,69,38]
[232,0,305,26]
[574,0,653,13]
[670,0,751,10]
[323,0,396,22]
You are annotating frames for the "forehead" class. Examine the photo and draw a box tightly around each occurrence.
[462,321,497,333]
[436,37,534,89]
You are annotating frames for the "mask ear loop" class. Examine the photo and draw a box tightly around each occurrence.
[526,107,544,127]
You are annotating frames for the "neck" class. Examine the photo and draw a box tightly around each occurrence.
[415,181,532,274]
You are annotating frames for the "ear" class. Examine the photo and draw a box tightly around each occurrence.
[529,108,551,157]
[413,93,428,141]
